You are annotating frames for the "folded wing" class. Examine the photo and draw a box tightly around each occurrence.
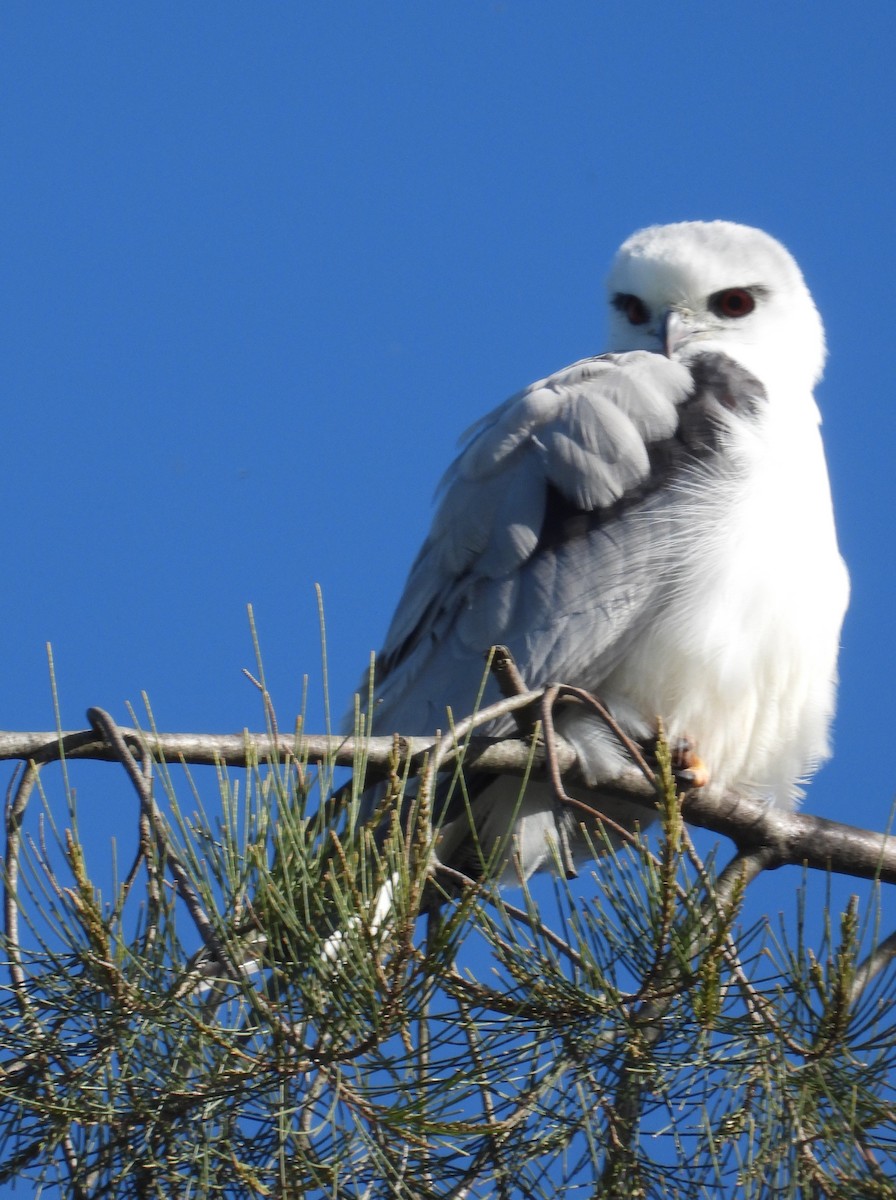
[363,350,765,743]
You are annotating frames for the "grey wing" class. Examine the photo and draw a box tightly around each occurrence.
[359,350,763,739]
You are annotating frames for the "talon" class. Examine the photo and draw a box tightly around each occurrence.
[669,736,710,789]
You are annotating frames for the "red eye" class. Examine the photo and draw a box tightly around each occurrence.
[613,293,650,326]
[712,287,755,318]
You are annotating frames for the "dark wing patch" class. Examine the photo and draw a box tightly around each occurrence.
[537,352,766,554]
[363,350,767,737]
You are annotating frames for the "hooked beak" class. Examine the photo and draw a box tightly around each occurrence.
[660,309,696,358]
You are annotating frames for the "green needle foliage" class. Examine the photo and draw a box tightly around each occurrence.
[1,710,895,1198]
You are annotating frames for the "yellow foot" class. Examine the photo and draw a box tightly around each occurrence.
[670,736,710,789]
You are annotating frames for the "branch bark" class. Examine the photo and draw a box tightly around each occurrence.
[1,713,893,885]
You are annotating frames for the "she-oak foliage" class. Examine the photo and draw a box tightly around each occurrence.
[1,682,895,1199]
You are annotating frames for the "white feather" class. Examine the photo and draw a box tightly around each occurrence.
[353,220,849,882]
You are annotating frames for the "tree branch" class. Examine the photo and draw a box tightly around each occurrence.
[0,714,893,885]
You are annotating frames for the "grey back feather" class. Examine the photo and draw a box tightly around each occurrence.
[357,350,765,748]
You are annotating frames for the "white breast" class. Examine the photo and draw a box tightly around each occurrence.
[595,389,848,806]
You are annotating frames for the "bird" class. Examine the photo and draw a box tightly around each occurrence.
[350,220,849,887]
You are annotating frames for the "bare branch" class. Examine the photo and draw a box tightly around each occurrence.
[850,926,896,1006]
[0,710,894,886]
[488,645,542,738]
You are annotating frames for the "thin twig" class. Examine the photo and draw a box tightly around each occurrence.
[456,986,513,1200]
[5,760,40,1006]
[544,682,657,783]
[676,820,809,1054]
[435,861,587,972]
[849,925,896,1006]
[87,707,242,985]
[599,845,775,1187]
[539,683,659,877]
[488,645,542,738]
[242,667,280,747]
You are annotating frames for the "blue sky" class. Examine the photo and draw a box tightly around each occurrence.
[1,1,895,1185]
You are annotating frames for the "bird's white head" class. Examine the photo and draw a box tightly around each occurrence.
[605,221,825,398]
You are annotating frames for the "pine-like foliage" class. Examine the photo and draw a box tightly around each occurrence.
[2,702,895,1199]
